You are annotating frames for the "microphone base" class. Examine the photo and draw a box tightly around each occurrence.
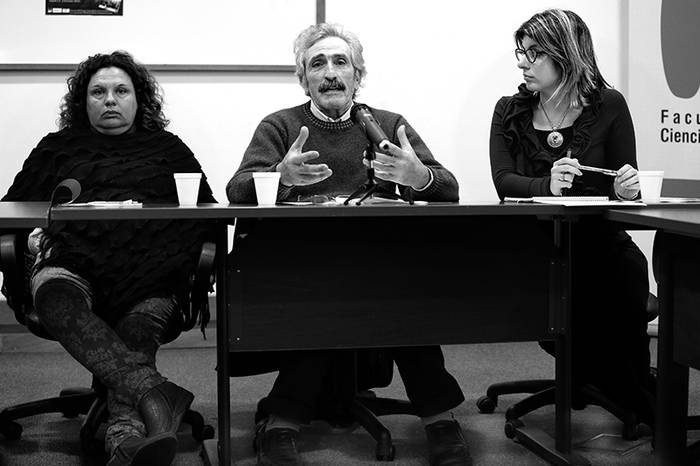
[344,181,379,206]
[344,179,414,206]
[343,143,414,206]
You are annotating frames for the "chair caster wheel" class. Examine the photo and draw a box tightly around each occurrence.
[59,387,94,418]
[1,420,23,440]
[504,419,523,439]
[476,395,497,413]
[505,406,519,421]
[375,443,395,461]
[186,409,215,442]
[195,424,215,441]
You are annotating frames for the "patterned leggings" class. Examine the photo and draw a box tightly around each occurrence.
[31,266,176,455]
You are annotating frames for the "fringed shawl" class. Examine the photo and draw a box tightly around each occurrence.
[3,128,216,322]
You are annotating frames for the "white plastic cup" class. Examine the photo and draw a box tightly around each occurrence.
[252,172,281,206]
[173,173,202,206]
[638,170,664,202]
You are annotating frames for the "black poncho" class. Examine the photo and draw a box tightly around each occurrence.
[2,128,217,323]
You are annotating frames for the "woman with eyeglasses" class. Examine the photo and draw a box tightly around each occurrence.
[489,8,655,426]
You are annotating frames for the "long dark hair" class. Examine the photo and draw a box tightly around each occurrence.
[59,50,168,131]
[515,9,610,107]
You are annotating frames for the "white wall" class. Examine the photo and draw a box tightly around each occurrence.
[0,72,302,204]
[0,0,626,203]
[3,1,651,292]
[325,0,626,202]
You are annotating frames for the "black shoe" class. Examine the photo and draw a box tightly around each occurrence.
[138,381,194,438]
[425,420,473,466]
[254,420,301,466]
[106,433,177,466]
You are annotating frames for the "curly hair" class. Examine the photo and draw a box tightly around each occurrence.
[293,23,366,99]
[59,50,168,131]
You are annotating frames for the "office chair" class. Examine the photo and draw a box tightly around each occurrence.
[476,292,659,441]
[314,349,418,461]
[230,217,419,461]
[247,348,417,461]
[0,232,216,453]
[329,389,416,461]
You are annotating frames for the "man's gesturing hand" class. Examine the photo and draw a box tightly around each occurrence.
[372,125,430,189]
[276,126,332,186]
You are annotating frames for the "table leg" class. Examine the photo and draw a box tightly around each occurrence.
[507,217,589,465]
[554,218,572,454]
[654,232,689,465]
[217,222,231,465]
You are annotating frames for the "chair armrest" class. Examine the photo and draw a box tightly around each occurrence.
[1,233,27,325]
[1,232,56,340]
[184,241,216,336]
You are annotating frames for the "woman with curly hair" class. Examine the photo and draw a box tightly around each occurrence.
[58,50,169,132]
[2,50,216,465]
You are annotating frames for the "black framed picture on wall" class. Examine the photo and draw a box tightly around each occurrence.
[46,0,124,16]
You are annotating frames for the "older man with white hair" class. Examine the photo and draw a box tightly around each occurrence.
[227,23,470,466]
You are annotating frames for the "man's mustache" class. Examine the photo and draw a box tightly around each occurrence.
[318,80,346,92]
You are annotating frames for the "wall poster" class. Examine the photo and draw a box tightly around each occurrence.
[628,0,700,180]
[46,0,123,16]
[0,0,317,69]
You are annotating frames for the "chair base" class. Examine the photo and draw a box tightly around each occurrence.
[505,419,591,466]
[0,387,96,440]
[255,391,416,462]
[350,392,416,461]
[0,385,215,454]
[477,378,651,441]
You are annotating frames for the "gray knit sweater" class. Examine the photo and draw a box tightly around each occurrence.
[226,102,459,203]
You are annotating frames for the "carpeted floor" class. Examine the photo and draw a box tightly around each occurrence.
[0,336,695,465]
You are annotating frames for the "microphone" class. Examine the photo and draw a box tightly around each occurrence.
[351,104,390,151]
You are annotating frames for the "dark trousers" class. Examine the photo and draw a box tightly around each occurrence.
[242,345,464,424]
[228,218,469,424]
[541,225,653,420]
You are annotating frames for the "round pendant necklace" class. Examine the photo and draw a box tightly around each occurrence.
[540,101,571,148]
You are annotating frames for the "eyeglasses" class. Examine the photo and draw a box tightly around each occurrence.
[514,48,546,64]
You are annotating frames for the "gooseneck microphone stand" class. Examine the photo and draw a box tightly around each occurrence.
[345,103,414,205]
[343,142,414,206]
[344,142,379,205]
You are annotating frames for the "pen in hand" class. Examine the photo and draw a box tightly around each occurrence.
[578,164,618,177]
[561,149,571,196]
